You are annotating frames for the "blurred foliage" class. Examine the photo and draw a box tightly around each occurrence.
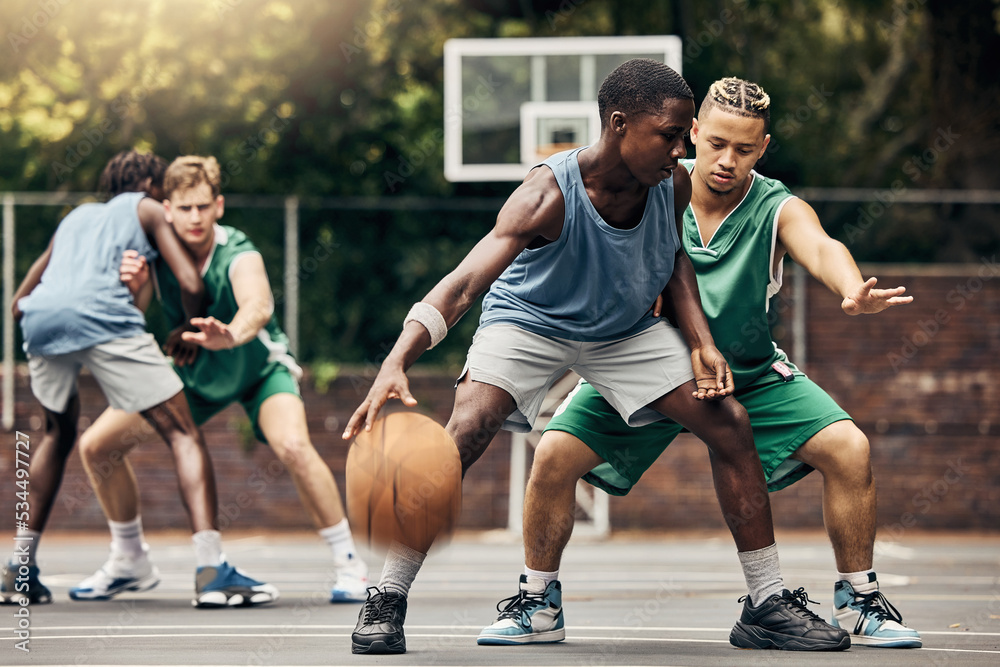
[1,0,997,365]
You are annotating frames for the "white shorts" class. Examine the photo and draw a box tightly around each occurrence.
[460,321,694,433]
[28,333,183,414]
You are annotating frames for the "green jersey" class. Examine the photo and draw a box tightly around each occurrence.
[154,224,301,405]
[681,159,796,388]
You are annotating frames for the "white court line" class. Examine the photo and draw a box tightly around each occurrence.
[11,624,1000,636]
[7,633,1000,655]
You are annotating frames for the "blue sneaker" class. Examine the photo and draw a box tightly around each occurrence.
[477,575,565,645]
[69,549,160,601]
[1,561,52,605]
[193,561,279,608]
[832,577,922,648]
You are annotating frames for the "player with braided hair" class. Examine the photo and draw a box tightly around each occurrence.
[509,76,921,649]
[349,60,847,654]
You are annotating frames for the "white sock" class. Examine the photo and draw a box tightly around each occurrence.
[12,528,40,564]
[192,530,223,568]
[738,543,784,605]
[523,565,558,592]
[109,516,146,559]
[839,569,877,594]
[319,519,359,564]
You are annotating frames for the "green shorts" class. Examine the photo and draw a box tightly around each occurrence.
[184,363,301,444]
[545,369,851,495]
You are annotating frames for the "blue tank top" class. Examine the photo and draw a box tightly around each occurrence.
[479,147,680,342]
[19,192,157,356]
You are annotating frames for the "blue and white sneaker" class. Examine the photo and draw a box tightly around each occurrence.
[331,557,369,603]
[1,561,52,604]
[69,550,160,601]
[193,561,279,608]
[832,577,922,648]
[477,575,565,645]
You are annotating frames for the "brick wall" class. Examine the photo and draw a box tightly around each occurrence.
[1,264,997,535]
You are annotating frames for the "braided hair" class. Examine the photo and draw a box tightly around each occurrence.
[97,150,167,198]
[598,58,693,128]
[700,77,771,133]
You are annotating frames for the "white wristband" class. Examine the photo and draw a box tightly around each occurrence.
[404,302,448,349]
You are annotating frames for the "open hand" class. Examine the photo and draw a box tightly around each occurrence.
[181,316,237,350]
[842,277,913,315]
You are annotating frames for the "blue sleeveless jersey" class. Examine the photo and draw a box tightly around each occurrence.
[479,147,680,342]
[19,192,157,356]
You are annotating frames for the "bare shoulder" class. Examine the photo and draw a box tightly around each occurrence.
[672,166,692,212]
[777,196,823,232]
[136,197,165,231]
[496,166,565,242]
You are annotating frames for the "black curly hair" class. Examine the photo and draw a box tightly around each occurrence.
[597,59,693,128]
[97,150,167,198]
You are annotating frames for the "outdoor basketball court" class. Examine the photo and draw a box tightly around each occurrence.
[3,529,998,666]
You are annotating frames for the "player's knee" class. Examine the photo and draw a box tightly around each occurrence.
[715,400,752,438]
[826,428,872,478]
[272,435,315,472]
[446,410,498,471]
[528,435,589,489]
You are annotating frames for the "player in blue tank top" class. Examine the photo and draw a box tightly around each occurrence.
[2,152,231,607]
[346,60,847,654]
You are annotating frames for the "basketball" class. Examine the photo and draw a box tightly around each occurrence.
[346,410,462,551]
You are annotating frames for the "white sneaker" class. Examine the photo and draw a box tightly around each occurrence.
[69,548,160,601]
[331,556,369,603]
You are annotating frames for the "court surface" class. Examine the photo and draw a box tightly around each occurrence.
[3,529,998,666]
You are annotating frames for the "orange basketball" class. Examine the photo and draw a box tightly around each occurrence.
[346,410,462,551]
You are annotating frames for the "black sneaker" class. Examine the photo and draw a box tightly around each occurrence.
[730,587,851,651]
[351,587,407,654]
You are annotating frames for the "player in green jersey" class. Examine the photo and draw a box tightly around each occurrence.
[70,156,369,606]
[484,78,920,649]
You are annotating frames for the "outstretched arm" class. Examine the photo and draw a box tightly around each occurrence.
[181,252,274,350]
[777,198,913,315]
[11,236,55,320]
[659,168,732,400]
[137,197,206,321]
[343,167,565,439]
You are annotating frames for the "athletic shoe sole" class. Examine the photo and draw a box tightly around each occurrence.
[477,628,566,645]
[330,590,367,603]
[351,638,406,654]
[68,572,160,601]
[730,621,852,651]
[193,590,278,608]
[849,634,922,648]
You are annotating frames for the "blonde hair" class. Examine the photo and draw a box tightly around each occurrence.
[164,155,222,198]
[700,77,771,132]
